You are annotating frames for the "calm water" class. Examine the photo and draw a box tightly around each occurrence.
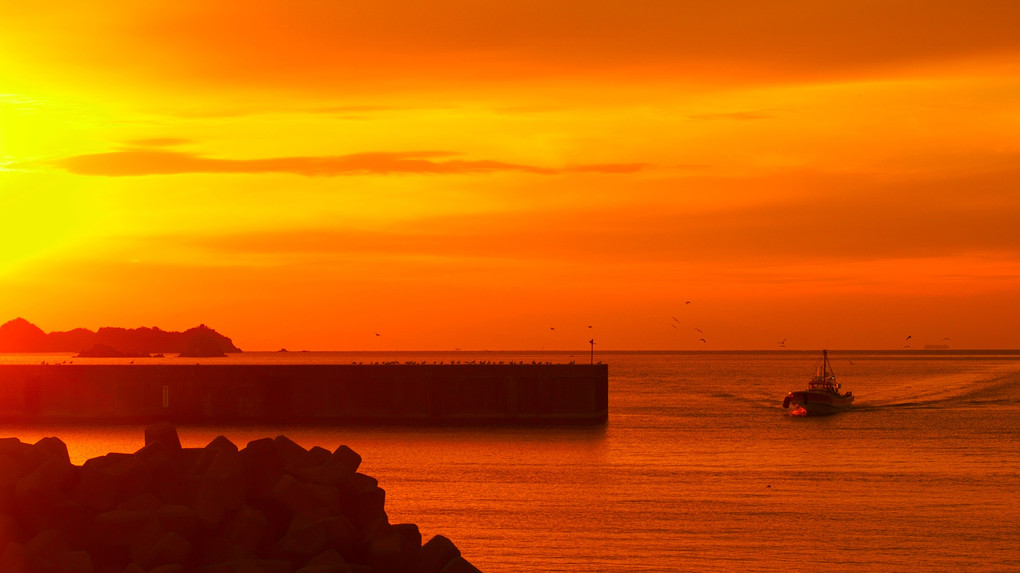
[3,351,1020,572]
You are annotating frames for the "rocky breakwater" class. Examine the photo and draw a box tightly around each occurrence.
[0,423,481,573]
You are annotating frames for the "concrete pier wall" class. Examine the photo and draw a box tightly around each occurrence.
[0,364,609,425]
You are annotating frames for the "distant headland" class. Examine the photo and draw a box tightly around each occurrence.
[0,318,241,357]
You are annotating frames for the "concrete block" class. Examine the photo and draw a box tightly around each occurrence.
[206,435,239,453]
[440,556,483,573]
[0,514,21,545]
[215,504,270,554]
[0,541,29,573]
[82,452,134,472]
[25,528,70,570]
[91,509,152,548]
[347,486,386,530]
[139,450,186,504]
[48,497,97,549]
[0,448,32,488]
[305,446,333,466]
[359,516,392,546]
[32,436,71,465]
[420,535,461,573]
[272,474,340,515]
[316,514,358,558]
[239,438,284,501]
[17,457,79,504]
[147,565,185,573]
[117,492,162,513]
[156,504,199,540]
[294,549,354,573]
[343,473,377,495]
[61,550,95,573]
[273,510,331,564]
[273,436,307,468]
[144,422,182,452]
[294,447,361,488]
[330,447,361,475]
[98,456,153,504]
[285,447,332,480]
[198,558,293,573]
[132,531,192,570]
[206,448,243,481]
[0,436,29,457]
[71,466,119,512]
[190,473,245,529]
[13,462,77,532]
[188,436,238,476]
[361,524,404,572]
[23,529,95,572]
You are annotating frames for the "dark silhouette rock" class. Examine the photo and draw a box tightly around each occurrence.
[420,535,462,573]
[144,422,182,452]
[75,343,147,358]
[0,425,483,572]
[177,328,229,357]
[0,318,242,354]
[0,318,48,351]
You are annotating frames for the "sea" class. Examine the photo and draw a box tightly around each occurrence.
[2,350,1019,572]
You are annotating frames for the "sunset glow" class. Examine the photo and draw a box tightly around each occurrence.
[3,1,1020,350]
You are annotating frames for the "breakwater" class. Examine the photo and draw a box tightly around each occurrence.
[0,364,608,425]
[0,423,481,572]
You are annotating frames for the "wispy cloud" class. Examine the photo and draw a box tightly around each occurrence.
[163,165,1020,265]
[48,149,646,177]
[688,111,773,121]
[123,137,193,147]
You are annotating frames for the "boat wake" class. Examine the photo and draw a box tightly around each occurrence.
[854,370,1020,412]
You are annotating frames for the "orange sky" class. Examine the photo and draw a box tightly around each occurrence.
[2,1,1020,350]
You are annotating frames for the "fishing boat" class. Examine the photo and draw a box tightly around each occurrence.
[782,350,854,415]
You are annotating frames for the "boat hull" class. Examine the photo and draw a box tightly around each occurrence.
[783,390,853,416]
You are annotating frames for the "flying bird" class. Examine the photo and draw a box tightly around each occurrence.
[905,335,912,341]
[685,301,691,304]
[672,316,681,323]
[699,338,707,343]
[694,328,703,334]
[374,332,381,337]
[550,327,556,331]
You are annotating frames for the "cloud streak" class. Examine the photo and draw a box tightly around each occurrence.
[163,165,1020,265]
[49,149,645,177]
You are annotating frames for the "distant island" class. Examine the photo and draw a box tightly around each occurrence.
[0,318,241,357]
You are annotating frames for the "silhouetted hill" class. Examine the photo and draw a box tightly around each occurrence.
[178,329,228,357]
[0,318,242,354]
[75,343,152,358]
[0,318,47,351]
